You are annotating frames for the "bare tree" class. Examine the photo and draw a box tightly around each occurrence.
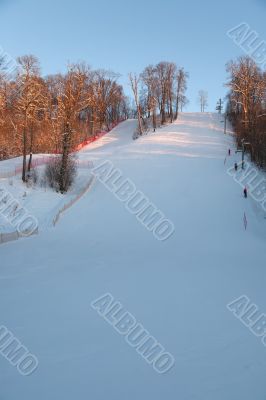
[226,56,266,165]
[14,55,46,181]
[133,62,189,134]
[129,73,143,136]
[166,62,176,123]
[155,62,169,125]
[180,94,189,112]
[198,90,208,112]
[141,65,158,131]
[56,64,88,192]
[226,56,264,130]
[0,55,128,165]
[175,68,189,119]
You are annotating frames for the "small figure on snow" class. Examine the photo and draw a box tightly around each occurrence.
[234,162,238,171]
[243,187,248,198]
[228,148,231,156]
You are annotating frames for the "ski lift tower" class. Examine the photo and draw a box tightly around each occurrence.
[223,113,227,135]
[216,98,223,114]
[235,138,251,169]
[220,112,227,134]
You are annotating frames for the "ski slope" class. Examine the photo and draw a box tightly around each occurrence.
[1,113,266,399]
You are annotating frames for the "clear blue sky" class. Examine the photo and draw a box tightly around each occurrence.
[0,0,265,111]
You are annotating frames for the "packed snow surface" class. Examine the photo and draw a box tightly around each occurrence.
[1,113,266,399]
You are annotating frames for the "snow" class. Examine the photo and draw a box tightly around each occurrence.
[0,156,94,233]
[1,113,266,399]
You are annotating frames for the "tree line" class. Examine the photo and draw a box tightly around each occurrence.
[0,56,189,191]
[226,56,266,167]
[0,55,129,188]
[129,62,188,136]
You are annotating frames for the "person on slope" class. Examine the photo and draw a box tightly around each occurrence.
[234,162,238,171]
[243,187,248,198]
[228,149,231,156]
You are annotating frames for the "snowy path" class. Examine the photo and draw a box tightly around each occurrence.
[1,113,266,400]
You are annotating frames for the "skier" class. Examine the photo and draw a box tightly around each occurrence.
[228,148,231,156]
[234,162,238,171]
[243,187,248,198]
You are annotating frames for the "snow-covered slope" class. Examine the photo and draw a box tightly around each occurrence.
[1,113,266,400]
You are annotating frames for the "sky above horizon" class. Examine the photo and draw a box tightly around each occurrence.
[0,0,265,112]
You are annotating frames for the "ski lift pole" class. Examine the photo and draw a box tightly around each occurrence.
[235,148,243,167]
[224,113,227,135]
[235,138,250,169]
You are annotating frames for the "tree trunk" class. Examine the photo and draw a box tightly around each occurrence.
[161,97,166,124]
[152,108,156,132]
[137,105,143,135]
[59,123,71,193]
[169,95,173,123]
[175,96,179,119]
[28,152,33,172]
[27,124,34,172]
[22,127,27,182]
